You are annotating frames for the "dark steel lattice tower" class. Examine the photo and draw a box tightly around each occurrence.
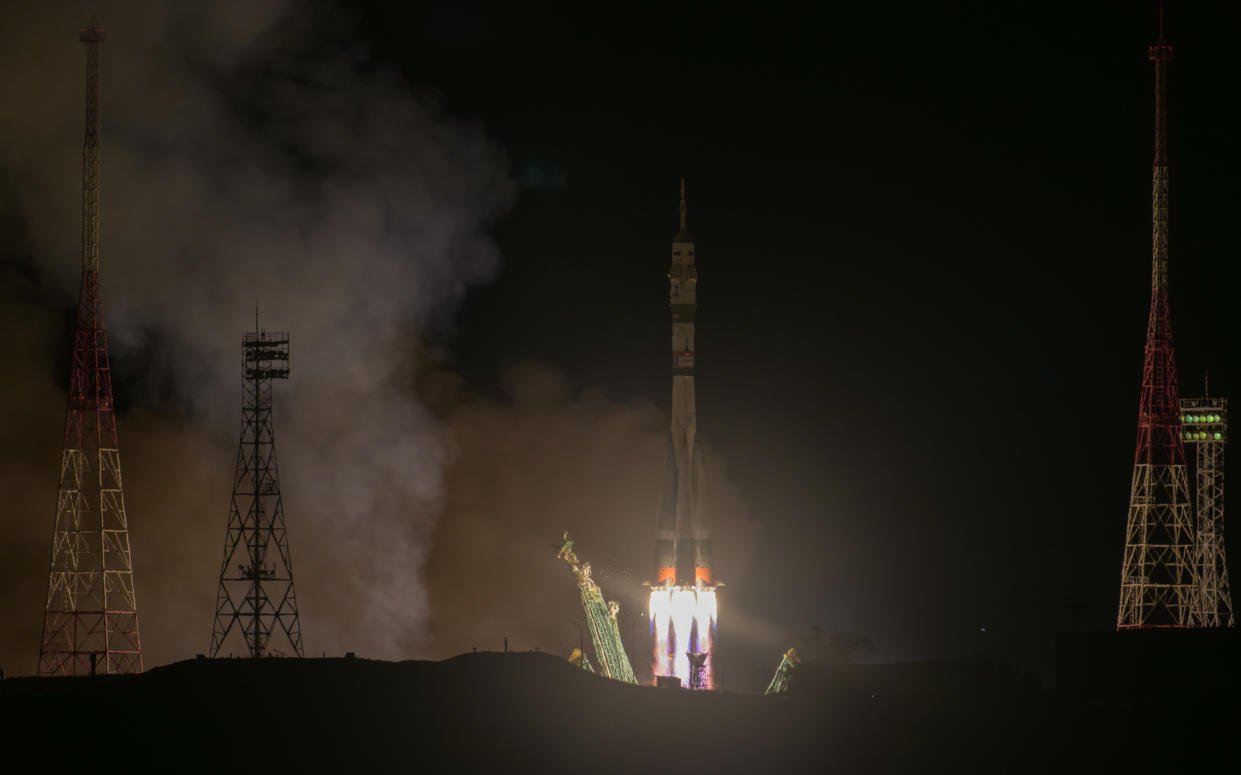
[1179,395,1233,626]
[209,317,303,658]
[1116,31,1198,629]
[38,18,143,676]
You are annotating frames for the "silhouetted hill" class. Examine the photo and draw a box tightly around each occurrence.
[1,650,1235,772]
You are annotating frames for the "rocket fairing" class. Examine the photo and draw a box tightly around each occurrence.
[653,179,714,589]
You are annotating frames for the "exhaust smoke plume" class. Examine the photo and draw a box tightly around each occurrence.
[417,362,758,675]
[0,3,762,681]
[0,2,512,670]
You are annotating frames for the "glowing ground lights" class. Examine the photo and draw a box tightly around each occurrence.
[650,586,717,689]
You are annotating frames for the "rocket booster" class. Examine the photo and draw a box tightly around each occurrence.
[653,180,713,587]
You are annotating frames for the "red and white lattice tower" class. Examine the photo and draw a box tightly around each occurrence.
[1116,31,1198,629]
[38,18,144,675]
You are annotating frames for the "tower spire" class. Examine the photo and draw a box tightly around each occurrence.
[679,178,687,233]
[81,17,103,274]
[39,16,144,675]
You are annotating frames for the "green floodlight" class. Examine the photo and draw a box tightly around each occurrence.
[1187,415,1197,423]
[1213,414,1221,422]
[1200,432,1208,440]
[1215,432,1223,440]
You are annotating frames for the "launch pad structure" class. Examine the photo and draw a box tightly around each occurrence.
[764,649,801,696]
[209,316,304,658]
[38,17,144,676]
[556,533,637,684]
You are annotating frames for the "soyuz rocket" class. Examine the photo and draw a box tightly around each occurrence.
[653,180,714,589]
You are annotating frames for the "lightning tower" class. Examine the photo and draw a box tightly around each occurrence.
[38,18,144,676]
[209,316,304,658]
[1179,394,1233,626]
[650,180,718,688]
[1116,28,1198,628]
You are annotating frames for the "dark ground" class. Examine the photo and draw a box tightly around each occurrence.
[2,646,1236,773]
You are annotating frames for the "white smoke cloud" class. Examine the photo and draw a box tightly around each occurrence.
[0,2,514,668]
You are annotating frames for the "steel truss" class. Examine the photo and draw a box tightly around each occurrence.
[39,19,144,676]
[1180,398,1234,626]
[209,322,304,658]
[1117,38,1199,629]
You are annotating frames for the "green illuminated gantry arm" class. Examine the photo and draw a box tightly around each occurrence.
[556,532,638,684]
[764,648,801,696]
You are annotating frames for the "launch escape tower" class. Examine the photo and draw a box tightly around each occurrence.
[1116,31,1198,629]
[209,317,304,658]
[1179,394,1233,626]
[649,180,718,689]
[38,18,144,676]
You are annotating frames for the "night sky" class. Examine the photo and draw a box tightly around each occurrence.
[390,1,1241,677]
[2,2,1241,689]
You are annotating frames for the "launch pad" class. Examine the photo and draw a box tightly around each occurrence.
[649,582,719,690]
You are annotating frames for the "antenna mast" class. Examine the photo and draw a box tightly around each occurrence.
[38,17,144,675]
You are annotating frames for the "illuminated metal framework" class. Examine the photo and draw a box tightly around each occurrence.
[209,321,304,658]
[1117,35,1198,629]
[1179,399,1234,626]
[38,19,144,676]
[556,533,637,683]
[764,648,801,696]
